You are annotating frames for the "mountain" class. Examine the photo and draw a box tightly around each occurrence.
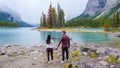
[0,5,33,27]
[74,0,120,19]
[32,24,40,27]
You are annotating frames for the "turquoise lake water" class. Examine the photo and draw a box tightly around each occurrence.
[0,27,117,46]
[76,28,104,31]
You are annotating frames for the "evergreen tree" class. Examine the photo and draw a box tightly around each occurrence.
[116,11,120,29]
[43,13,46,26]
[112,11,120,29]
[47,4,53,28]
[40,16,43,26]
[57,3,65,27]
[60,9,65,27]
[51,7,57,27]
[104,19,110,31]
[57,3,61,28]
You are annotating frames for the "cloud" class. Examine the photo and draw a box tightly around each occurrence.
[0,0,88,24]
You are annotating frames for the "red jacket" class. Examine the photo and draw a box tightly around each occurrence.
[57,34,70,48]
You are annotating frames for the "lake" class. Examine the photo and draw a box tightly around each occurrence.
[0,27,118,46]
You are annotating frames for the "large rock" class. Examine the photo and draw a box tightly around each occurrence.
[99,61,109,66]
[0,51,6,55]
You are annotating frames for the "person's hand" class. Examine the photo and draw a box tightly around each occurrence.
[56,47,58,50]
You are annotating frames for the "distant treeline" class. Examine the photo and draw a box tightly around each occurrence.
[0,20,19,27]
[66,11,120,31]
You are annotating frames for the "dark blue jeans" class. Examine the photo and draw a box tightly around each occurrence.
[62,48,69,61]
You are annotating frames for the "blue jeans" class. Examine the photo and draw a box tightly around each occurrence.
[62,48,69,61]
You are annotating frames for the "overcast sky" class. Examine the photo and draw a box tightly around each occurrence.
[0,0,88,24]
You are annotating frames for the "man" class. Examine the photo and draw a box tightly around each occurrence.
[57,31,70,63]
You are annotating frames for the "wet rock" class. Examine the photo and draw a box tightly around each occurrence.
[111,32,120,37]
[82,52,88,55]
[75,65,79,68]
[16,67,21,68]
[115,55,119,60]
[5,45,12,48]
[17,52,22,55]
[110,65,115,68]
[80,47,90,55]
[118,35,120,37]
[31,50,39,54]
[32,63,36,65]
[80,47,90,52]
[104,49,111,55]
[33,57,37,60]
[84,64,93,68]
[0,51,6,55]
[68,64,74,68]
[99,61,109,66]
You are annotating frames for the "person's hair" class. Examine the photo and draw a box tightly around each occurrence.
[46,35,51,44]
[62,31,66,33]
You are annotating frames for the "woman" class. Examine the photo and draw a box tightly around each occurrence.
[46,35,54,63]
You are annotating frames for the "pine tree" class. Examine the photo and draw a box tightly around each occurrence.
[40,16,44,27]
[51,7,57,27]
[116,11,120,29]
[57,3,61,28]
[42,12,46,26]
[60,9,65,27]
[104,19,110,31]
[57,3,65,27]
[47,4,53,28]
[40,16,43,27]
[112,11,120,29]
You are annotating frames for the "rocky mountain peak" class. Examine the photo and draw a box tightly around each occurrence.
[76,0,120,19]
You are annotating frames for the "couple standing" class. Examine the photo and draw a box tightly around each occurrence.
[46,31,70,63]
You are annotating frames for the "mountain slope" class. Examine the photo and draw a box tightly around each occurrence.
[0,6,33,27]
[74,0,120,19]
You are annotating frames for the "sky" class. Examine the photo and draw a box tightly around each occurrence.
[0,0,88,25]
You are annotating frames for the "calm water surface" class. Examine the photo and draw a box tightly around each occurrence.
[0,27,118,46]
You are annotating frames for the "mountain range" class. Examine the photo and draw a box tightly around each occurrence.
[0,5,33,27]
[74,0,120,19]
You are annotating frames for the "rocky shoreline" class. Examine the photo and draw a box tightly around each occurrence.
[0,42,120,68]
[109,32,120,38]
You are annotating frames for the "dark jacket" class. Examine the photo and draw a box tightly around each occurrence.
[57,34,70,48]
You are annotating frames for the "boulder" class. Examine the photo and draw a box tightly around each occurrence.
[0,51,6,55]
[99,61,109,66]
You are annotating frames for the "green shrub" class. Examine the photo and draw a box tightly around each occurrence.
[71,50,81,57]
[90,52,98,58]
[62,63,76,68]
[62,63,68,68]
[21,51,26,56]
[70,50,81,62]
[116,43,120,48]
[106,54,117,63]
[116,59,120,64]
[9,52,18,57]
